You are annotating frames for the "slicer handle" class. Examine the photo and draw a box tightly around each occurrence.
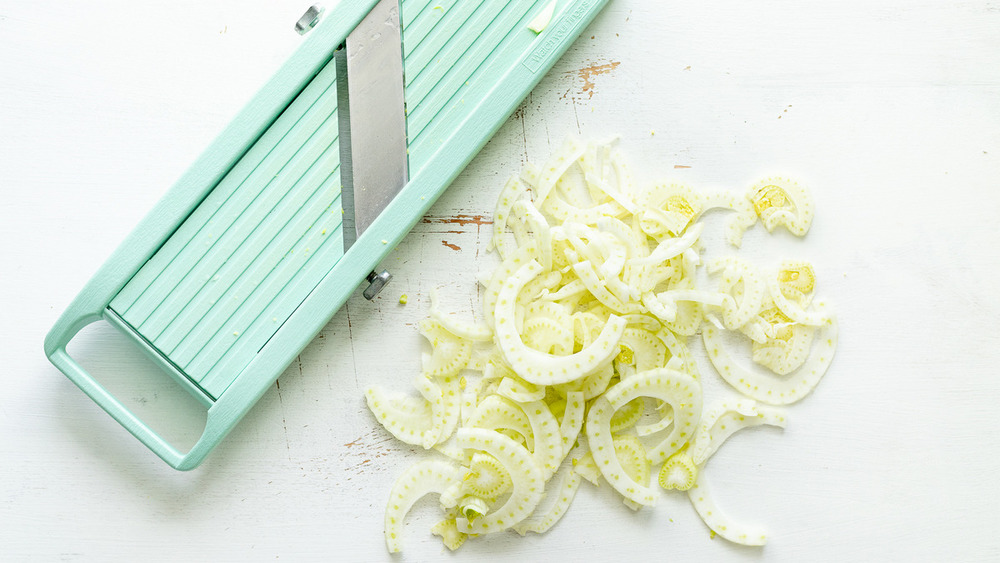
[44,315,217,470]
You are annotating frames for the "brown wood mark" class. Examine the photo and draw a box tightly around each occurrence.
[340,429,398,475]
[441,241,461,251]
[567,60,621,99]
[421,214,492,226]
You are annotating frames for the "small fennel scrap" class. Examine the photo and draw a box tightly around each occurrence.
[363,138,837,552]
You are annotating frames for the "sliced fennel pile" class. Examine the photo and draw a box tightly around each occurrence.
[364,138,837,553]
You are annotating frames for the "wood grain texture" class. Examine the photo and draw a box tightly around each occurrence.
[2,0,999,561]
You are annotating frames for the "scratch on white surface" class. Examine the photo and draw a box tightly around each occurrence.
[571,97,582,134]
[345,303,360,390]
[275,377,291,459]
[514,102,530,163]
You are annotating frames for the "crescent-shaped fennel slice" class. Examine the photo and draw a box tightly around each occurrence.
[454,428,545,535]
[418,318,472,378]
[688,472,769,547]
[747,176,814,236]
[690,399,788,466]
[384,459,463,553]
[365,374,460,448]
[604,369,702,464]
[686,401,788,546]
[703,318,837,405]
[495,260,627,385]
[585,368,701,505]
[491,174,531,259]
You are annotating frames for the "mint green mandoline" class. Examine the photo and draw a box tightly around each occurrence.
[43,0,610,470]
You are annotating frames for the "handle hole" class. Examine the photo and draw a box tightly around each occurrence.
[67,320,208,453]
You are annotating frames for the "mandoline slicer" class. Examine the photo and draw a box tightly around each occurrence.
[44,0,609,470]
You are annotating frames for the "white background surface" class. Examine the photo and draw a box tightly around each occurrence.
[2,0,1000,561]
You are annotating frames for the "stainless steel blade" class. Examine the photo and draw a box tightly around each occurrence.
[336,0,408,250]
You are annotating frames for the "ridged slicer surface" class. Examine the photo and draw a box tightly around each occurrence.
[109,0,564,400]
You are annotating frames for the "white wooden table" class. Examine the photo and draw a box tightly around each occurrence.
[2,1,999,560]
